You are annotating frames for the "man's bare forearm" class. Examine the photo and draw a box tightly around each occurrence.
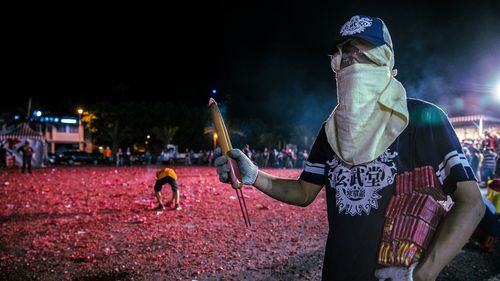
[414,181,485,281]
[253,170,322,207]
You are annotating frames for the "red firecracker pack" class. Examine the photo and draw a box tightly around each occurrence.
[378,166,448,267]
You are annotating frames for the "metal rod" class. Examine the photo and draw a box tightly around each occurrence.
[235,188,251,227]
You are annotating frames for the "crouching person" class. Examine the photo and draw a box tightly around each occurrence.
[154,167,181,210]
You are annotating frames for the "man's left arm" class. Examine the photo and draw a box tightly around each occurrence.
[413,180,485,281]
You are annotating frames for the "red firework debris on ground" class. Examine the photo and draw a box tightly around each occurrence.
[0,166,498,281]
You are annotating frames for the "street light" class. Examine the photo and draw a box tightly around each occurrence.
[494,82,500,102]
[77,108,83,123]
[76,108,84,151]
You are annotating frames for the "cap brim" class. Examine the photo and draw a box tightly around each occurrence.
[329,36,378,54]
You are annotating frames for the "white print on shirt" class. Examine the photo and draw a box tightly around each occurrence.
[326,150,398,216]
[436,150,470,184]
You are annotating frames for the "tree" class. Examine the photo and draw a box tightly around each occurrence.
[81,111,98,134]
[152,126,179,147]
[108,119,132,154]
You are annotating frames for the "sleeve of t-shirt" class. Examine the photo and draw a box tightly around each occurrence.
[414,102,477,195]
[299,124,328,186]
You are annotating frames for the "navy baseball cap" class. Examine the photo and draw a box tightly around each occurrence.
[332,15,393,52]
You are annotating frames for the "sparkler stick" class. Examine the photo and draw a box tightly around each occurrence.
[208,98,251,227]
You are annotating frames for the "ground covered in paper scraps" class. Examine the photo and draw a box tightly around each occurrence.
[0,166,498,281]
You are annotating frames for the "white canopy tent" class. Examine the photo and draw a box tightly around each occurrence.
[0,123,48,168]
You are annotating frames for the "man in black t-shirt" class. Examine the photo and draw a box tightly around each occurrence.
[215,15,485,281]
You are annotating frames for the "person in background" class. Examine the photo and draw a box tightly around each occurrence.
[103,146,112,165]
[215,15,485,281]
[463,146,472,164]
[145,150,152,165]
[262,147,270,168]
[116,148,123,167]
[125,147,132,166]
[496,152,500,178]
[301,149,309,168]
[184,148,192,165]
[242,144,252,161]
[0,141,6,169]
[153,167,181,210]
[470,146,481,181]
[17,141,34,174]
[481,148,498,183]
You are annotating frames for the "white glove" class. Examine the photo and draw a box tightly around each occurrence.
[374,263,418,281]
[214,149,258,185]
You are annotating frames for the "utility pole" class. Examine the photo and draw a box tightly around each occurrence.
[26,97,32,121]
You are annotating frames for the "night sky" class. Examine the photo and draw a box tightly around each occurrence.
[4,1,500,126]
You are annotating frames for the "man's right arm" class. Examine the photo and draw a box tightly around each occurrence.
[253,170,323,207]
[216,149,323,207]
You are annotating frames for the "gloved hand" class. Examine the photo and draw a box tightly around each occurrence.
[374,263,418,281]
[214,149,258,185]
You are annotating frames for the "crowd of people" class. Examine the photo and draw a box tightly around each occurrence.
[242,144,310,169]
[461,131,500,185]
[206,143,309,169]
[148,144,310,169]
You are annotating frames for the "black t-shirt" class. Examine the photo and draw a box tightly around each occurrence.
[18,144,33,158]
[300,98,476,281]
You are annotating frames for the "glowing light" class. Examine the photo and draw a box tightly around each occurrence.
[35,110,42,117]
[61,118,78,124]
[77,108,84,115]
[211,89,217,95]
[146,135,151,139]
[452,98,464,111]
[494,82,500,102]
[213,132,218,149]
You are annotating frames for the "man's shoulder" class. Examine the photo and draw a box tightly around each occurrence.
[406,98,449,126]
[406,97,442,111]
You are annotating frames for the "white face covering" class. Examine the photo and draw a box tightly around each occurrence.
[325,42,409,165]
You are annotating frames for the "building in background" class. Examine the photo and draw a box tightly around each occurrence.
[33,114,92,154]
[449,115,500,141]
[1,111,91,155]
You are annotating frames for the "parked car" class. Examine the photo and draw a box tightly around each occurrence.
[47,152,58,165]
[56,150,99,165]
[89,151,105,164]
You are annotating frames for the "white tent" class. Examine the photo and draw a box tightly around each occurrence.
[0,123,48,168]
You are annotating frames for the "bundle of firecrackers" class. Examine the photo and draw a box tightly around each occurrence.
[378,166,448,267]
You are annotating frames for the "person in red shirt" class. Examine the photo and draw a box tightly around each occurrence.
[103,146,112,165]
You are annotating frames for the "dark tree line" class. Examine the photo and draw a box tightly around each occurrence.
[83,100,322,156]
